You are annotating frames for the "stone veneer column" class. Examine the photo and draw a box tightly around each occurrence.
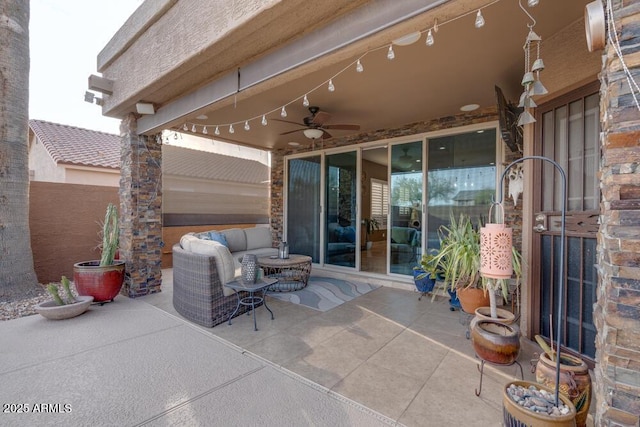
[119,114,163,297]
[594,1,640,425]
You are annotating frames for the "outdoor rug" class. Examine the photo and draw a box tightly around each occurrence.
[267,276,380,312]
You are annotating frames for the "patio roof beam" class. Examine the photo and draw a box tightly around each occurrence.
[137,0,447,135]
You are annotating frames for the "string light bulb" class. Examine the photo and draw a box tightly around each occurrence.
[303,94,309,106]
[434,19,439,33]
[183,123,188,131]
[475,9,485,28]
[328,79,335,92]
[214,126,220,135]
[387,45,395,60]
[202,126,208,135]
[261,115,267,126]
[527,0,539,6]
[280,106,287,117]
[426,29,434,46]
[356,59,364,73]
[244,121,250,131]
[229,124,235,134]
[191,124,196,132]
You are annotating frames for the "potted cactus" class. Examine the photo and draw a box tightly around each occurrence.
[73,203,125,303]
[36,276,94,320]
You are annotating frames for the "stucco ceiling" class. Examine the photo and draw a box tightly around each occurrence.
[127,0,594,151]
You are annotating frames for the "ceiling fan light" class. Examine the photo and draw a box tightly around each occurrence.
[392,31,421,46]
[303,129,324,140]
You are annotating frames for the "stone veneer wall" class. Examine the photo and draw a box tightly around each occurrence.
[594,1,640,425]
[119,114,163,297]
[270,107,523,254]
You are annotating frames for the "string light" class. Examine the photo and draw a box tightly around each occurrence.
[178,0,505,137]
[387,45,395,60]
[475,10,485,28]
[202,126,208,134]
[244,120,250,131]
[183,123,188,131]
[426,29,434,46]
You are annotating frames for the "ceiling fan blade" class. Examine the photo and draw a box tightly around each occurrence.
[321,129,333,139]
[272,118,305,126]
[279,128,306,136]
[323,124,360,131]
[311,111,332,125]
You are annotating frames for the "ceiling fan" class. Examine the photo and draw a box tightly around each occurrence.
[275,106,360,139]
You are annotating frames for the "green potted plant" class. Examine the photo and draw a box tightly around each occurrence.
[424,214,489,313]
[73,203,125,303]
[35,276,94,320]
[362,217,379,250]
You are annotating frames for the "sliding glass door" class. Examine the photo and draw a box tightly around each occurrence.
[390,141,423,275]
[325,151,358,268]
[287,156,321,262]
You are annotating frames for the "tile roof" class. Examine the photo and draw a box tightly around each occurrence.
[29,120,120,169]
[162,144,269,184]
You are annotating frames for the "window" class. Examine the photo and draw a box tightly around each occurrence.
[370,178,388,226]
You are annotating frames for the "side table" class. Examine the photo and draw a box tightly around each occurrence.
[226,278,277,331]
[257,254,312,292]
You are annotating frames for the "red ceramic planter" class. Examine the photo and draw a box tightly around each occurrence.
[73,260,125,303]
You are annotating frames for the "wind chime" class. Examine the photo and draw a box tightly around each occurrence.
[517,3,547,126]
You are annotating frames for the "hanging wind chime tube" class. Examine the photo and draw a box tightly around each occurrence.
[493,156,568,409]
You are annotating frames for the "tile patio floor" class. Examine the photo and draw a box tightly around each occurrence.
[143,269,540,426]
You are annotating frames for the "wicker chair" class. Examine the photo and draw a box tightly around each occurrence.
[172,244,252,327]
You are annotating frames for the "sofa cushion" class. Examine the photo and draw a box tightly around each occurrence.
[208,231,229,247]
[244,227,272,250]
[188,239,236,296]
[220,228,247,253]
[179,233,200,251]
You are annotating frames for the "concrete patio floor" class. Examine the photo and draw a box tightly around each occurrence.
[1,269,541,426]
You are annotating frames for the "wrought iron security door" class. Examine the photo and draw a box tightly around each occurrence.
[532,82,600,362]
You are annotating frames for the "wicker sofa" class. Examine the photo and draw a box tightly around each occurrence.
[172,227,278,327]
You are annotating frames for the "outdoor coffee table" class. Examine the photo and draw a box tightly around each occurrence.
[226,277,277,331]
[257,254,312,292]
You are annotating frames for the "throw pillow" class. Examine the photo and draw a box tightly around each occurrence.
[208,231,229,247]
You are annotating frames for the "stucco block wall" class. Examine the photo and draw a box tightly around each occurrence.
[594,1,640,425]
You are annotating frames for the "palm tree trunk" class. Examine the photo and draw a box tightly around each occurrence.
[0,0,38,296]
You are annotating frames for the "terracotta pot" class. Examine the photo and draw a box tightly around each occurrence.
[535,352,591,427]
[74,260,125,303]
[470,319,521,365]
[457,287,491,314]
[503,380,577,427]
[474,306,516,324]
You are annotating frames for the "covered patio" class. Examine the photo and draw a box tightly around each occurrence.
[85,0,640,424]
[1,270,540,426]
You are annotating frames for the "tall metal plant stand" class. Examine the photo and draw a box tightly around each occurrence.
[493,155,568,408]
[475,357,524,397]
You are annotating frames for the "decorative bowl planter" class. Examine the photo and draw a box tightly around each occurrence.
[474,306,516,324]
[73,260,125,303]
[503,380,577,427]
[535,352,591,427]
[413,269,436,300]
[470,318,521,365]
[36,296,94,320]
